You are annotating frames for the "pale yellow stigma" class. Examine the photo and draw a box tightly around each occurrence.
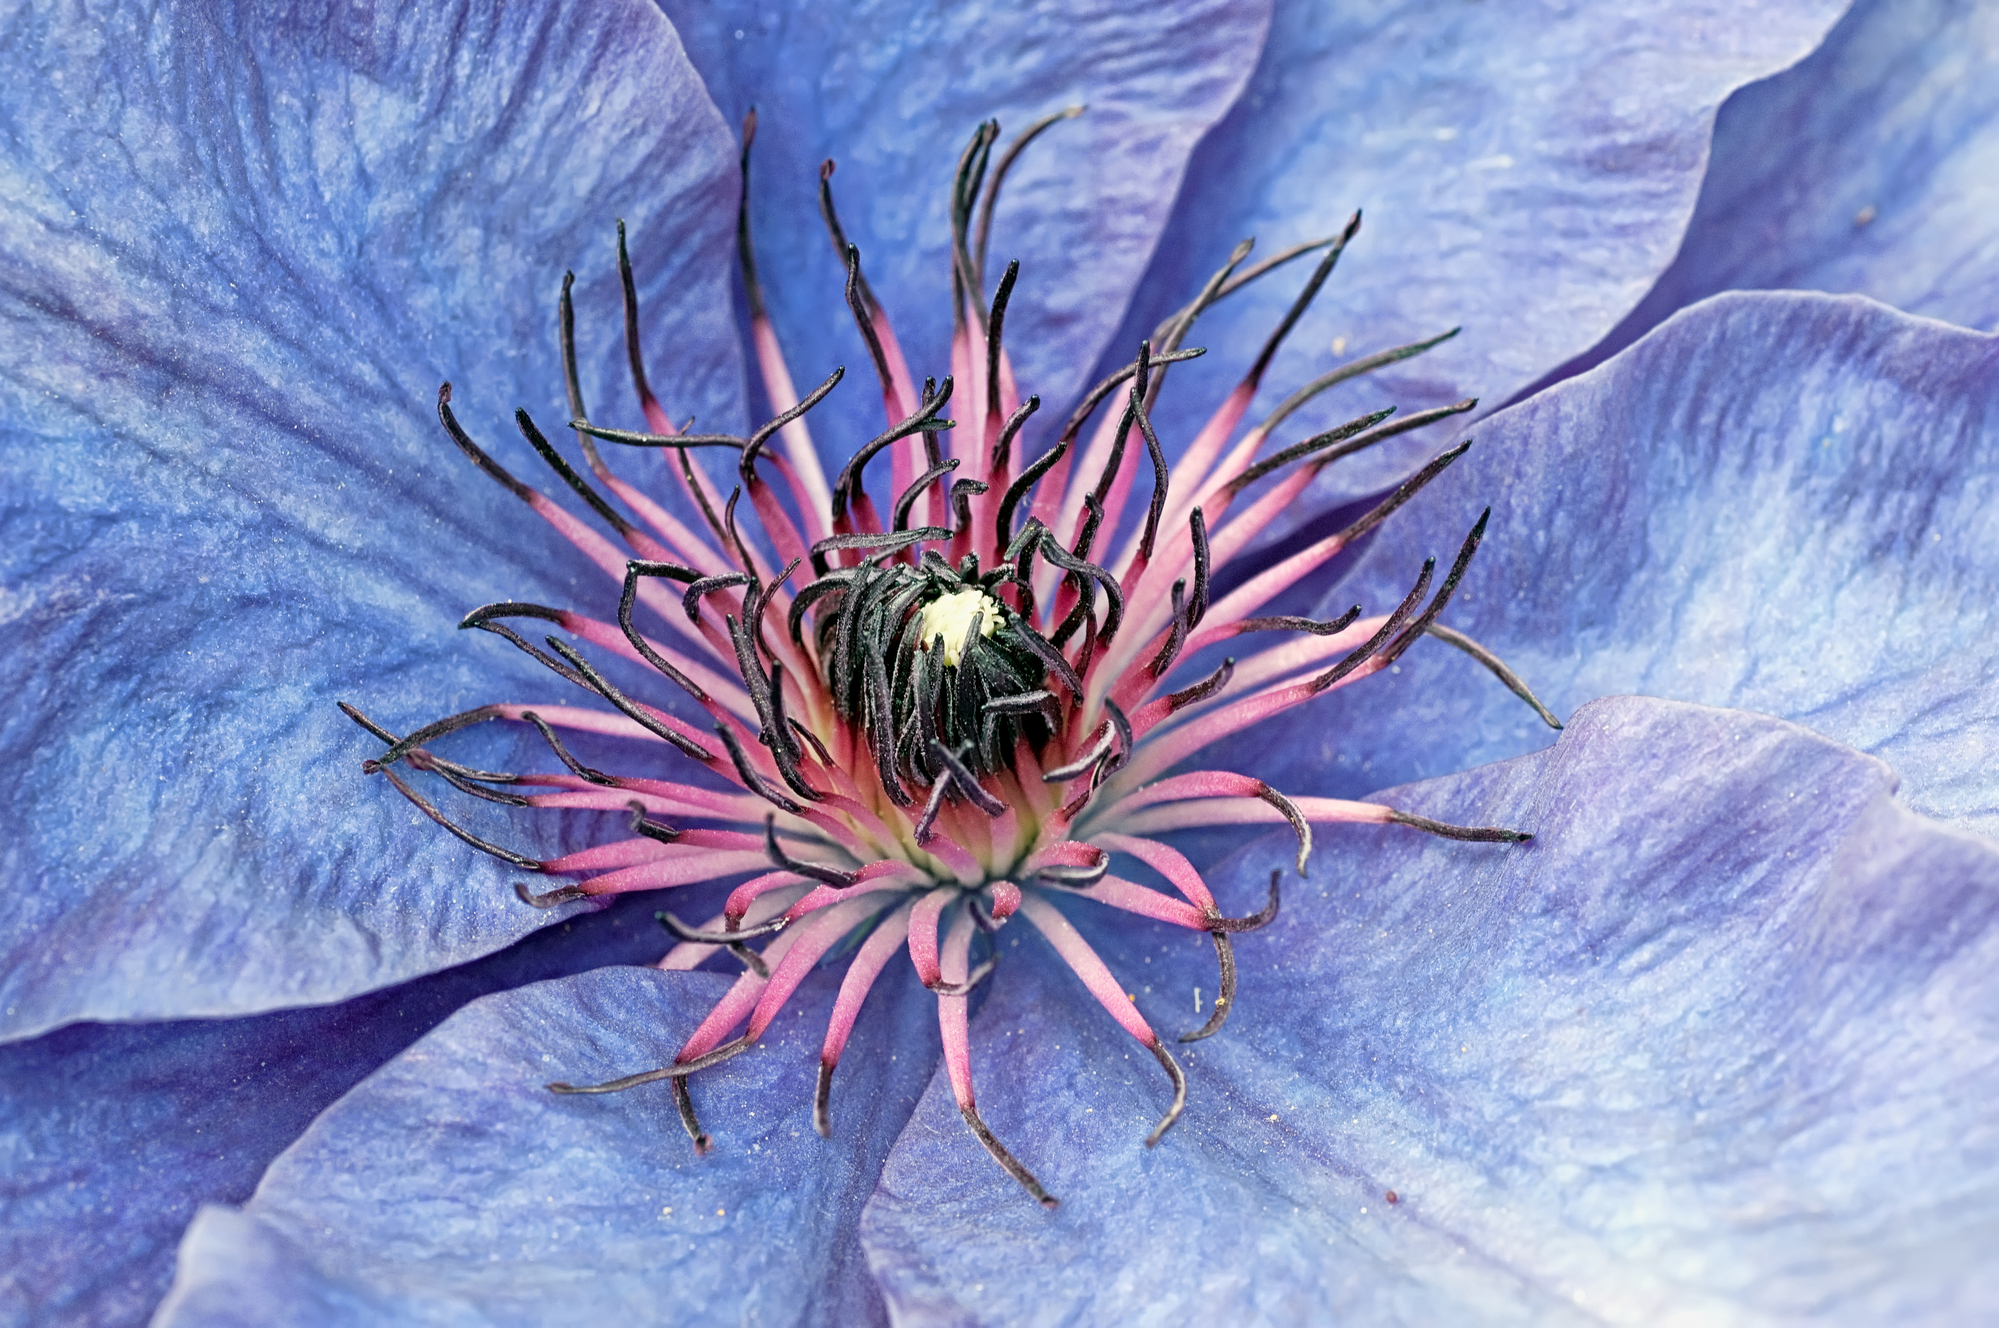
[914,588,1002,667]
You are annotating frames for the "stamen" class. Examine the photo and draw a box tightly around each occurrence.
[1161,657,1234,713]
[961,1104,1059,1210]
[1233,606,1365,637]
[1244,209,1361,390]
[616,218,665,426]
[616,565,709,700]
[984,258,1020,428]
[893,458,959,532]
[546,1035,755,1095]
[1179,932,1236,1042]
[714,723,805,814]
[1425,624,1564,729]
[520,711,618,786]
[1144,1043,1188,1147]
[568,423,746,450]
[457,604,591,687]
[926,740,1007,816]
[515,882,587,908]
[545,638,718,763]
[1387,810,1534,843]
[683,572,754,625]
[656,910,780,978]
[672,1079,710,1154]
[1220,406,1396,498]
[971,104,1083,287]
[1210,871,1281,933]
[377,766,544,871]
[1250,326,1461,445]
[764,813,859,887]
[624,799,680,844]
[515,408,649,546]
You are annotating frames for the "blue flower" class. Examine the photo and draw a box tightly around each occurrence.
[5,0,1998,1323]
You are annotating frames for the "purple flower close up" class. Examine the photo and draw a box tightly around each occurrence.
[4,1,1998,1324]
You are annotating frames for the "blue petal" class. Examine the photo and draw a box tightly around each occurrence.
[153,964,937,1326]
[1095,0,1846,510]
[0,891,688,1328]
[1261,290,1999,834]
[862,696,1999,1322]
[0,0,745,1037]
[1551,0,1999,385]
[655,0,1272,466]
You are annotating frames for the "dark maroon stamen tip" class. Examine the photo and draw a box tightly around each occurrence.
[1210,871,1282,934]
[656,910,777,978]
[1425,624,1564,729]
[1179,932,1237,1043]
[1386,810,1534,843]
[547,1035,754,1095]
[377,763,547,872]
[673,1078,712,1154]
[1143,1042,1188,1147]
[515,882,587,909]
[960,1104,1059,1210]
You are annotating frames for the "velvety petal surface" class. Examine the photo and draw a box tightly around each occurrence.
[1260,290,1999,835]
[0,893,676,1328]
[862,696,1999,1324]
[153,963,938,1327]
[0,0,745,1038]
[1095,0,1847,510]
[655,0,1271,462]
[1543,0,1999,391]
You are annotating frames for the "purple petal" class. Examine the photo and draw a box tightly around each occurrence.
[1266,290,1999,834]
[153,964,937,1326]
[656,0,1272,464]
[1551,0,1999,386]
[0,0,743,1037]
[0,893,682,1328]
[863,696,1999,1321]
[1100,0,1846,508]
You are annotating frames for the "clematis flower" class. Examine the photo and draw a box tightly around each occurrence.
[5,0,1998,1324]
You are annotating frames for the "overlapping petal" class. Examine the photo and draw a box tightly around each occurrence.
[1096,0,1848,513]
[0,894,674,1328]
[862,696,1999,1323]
[0,0,743,1037]
[152,964,938,1327]
[1259,291,1999,834]
[1552,0,1999,385]
[655,0,1272,469]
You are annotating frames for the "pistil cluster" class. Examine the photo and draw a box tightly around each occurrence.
[347,111,1550,1207]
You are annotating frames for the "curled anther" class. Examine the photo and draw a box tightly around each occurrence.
[1210,870,1282,933]
[1179,932,1236,1043]
[1035,859,1109,888]
[624,800,679,844]
[1255,782,1312,876]
[926,952,998,997]
[1043,733,1114,785]
[514,881,586,909]
[764,814,858,887]
[547,1035,755,1095]
[656,910,781,977]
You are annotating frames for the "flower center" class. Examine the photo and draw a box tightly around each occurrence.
[914,587,999,667]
